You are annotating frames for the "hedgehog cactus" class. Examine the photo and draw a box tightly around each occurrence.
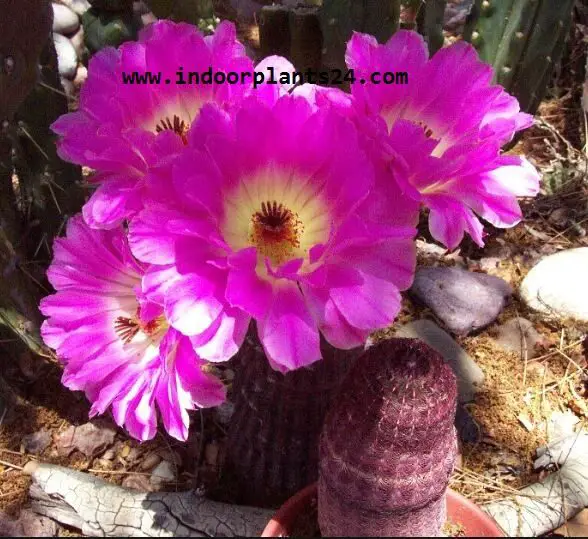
[318,338,458,537]
[223,336,358,507]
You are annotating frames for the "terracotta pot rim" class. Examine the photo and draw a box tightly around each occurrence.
[261,483,505,537]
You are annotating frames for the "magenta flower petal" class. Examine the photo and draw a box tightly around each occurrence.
[164,273,225,336]
[226,249,273,319]
[385,118,539,248]
[190,306,250,362]
[51,20,255,228]
[301,284,370,349]
[82,176,144,229]
[257,282,321,372]
[40,215,226,441]
[428,197,486,249]
[346,30,539,248]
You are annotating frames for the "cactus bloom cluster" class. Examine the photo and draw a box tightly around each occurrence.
[42,20,539,440]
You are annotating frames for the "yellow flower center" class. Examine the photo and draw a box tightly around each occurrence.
[249,200,304,266]
[221,165,330,272]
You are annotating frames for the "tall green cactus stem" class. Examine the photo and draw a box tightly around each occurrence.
[83,5,142,54]
[321,0,401,73]
[259,6,291,61]
[318,339,458,537]
[420,0,446,55]
[147,0,214,25]
[464,0,575,115]
[290,7,323,73]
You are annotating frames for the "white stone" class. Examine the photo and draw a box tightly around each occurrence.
[150,461,176,488]
[53,34,78,79]
[57,0,91,17]
[520,248,588,322]
[52,3,80,35]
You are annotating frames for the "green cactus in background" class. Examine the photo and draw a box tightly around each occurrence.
[83,2,142,54]
[1,0,84,358]
[321,0,401,72]
[418,0,447,55]
[147,0,216,28]
[464,0,576,115]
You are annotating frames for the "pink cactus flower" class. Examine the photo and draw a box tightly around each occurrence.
[40,215,226,441]
[129,95,417,372]
[345,31,540,249]
[51,20,260,229]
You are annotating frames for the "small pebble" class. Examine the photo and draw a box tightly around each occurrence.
[139,453,161,471]
[52,2,80,35]
[73,65,88,86]
[59,0,91,16]
[520,248,588,322]
[150,461,176,488]
[493,317,544,359]
[101,449,115,460]
[123,474,153,492]
[21,430,51,455]
[410,266,512,335]
[53,34,78,79]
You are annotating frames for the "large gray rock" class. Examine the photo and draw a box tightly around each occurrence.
[395,319,485,403]
[410,266,512,335]
[520,248,588,322]
[52,2,80,35]
[53,33,78,79]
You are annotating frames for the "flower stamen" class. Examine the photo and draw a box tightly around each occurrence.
[250,200,303,265]
[417,121,434,138]
[114,316,140,344]
[154,115,189,145]
[114,314,168,344]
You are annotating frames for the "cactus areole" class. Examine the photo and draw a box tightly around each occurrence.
[318,338,458,537]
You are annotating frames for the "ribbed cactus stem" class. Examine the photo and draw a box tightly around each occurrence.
[421,0,446,55]
[321,0,401,73]
[318,338,458,537]
[464,0,575,115]
[223,332,358,507]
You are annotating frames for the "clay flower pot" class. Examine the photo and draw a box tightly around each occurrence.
[261,483,504,537]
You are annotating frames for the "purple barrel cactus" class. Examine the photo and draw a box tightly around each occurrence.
[318,338,458,537]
